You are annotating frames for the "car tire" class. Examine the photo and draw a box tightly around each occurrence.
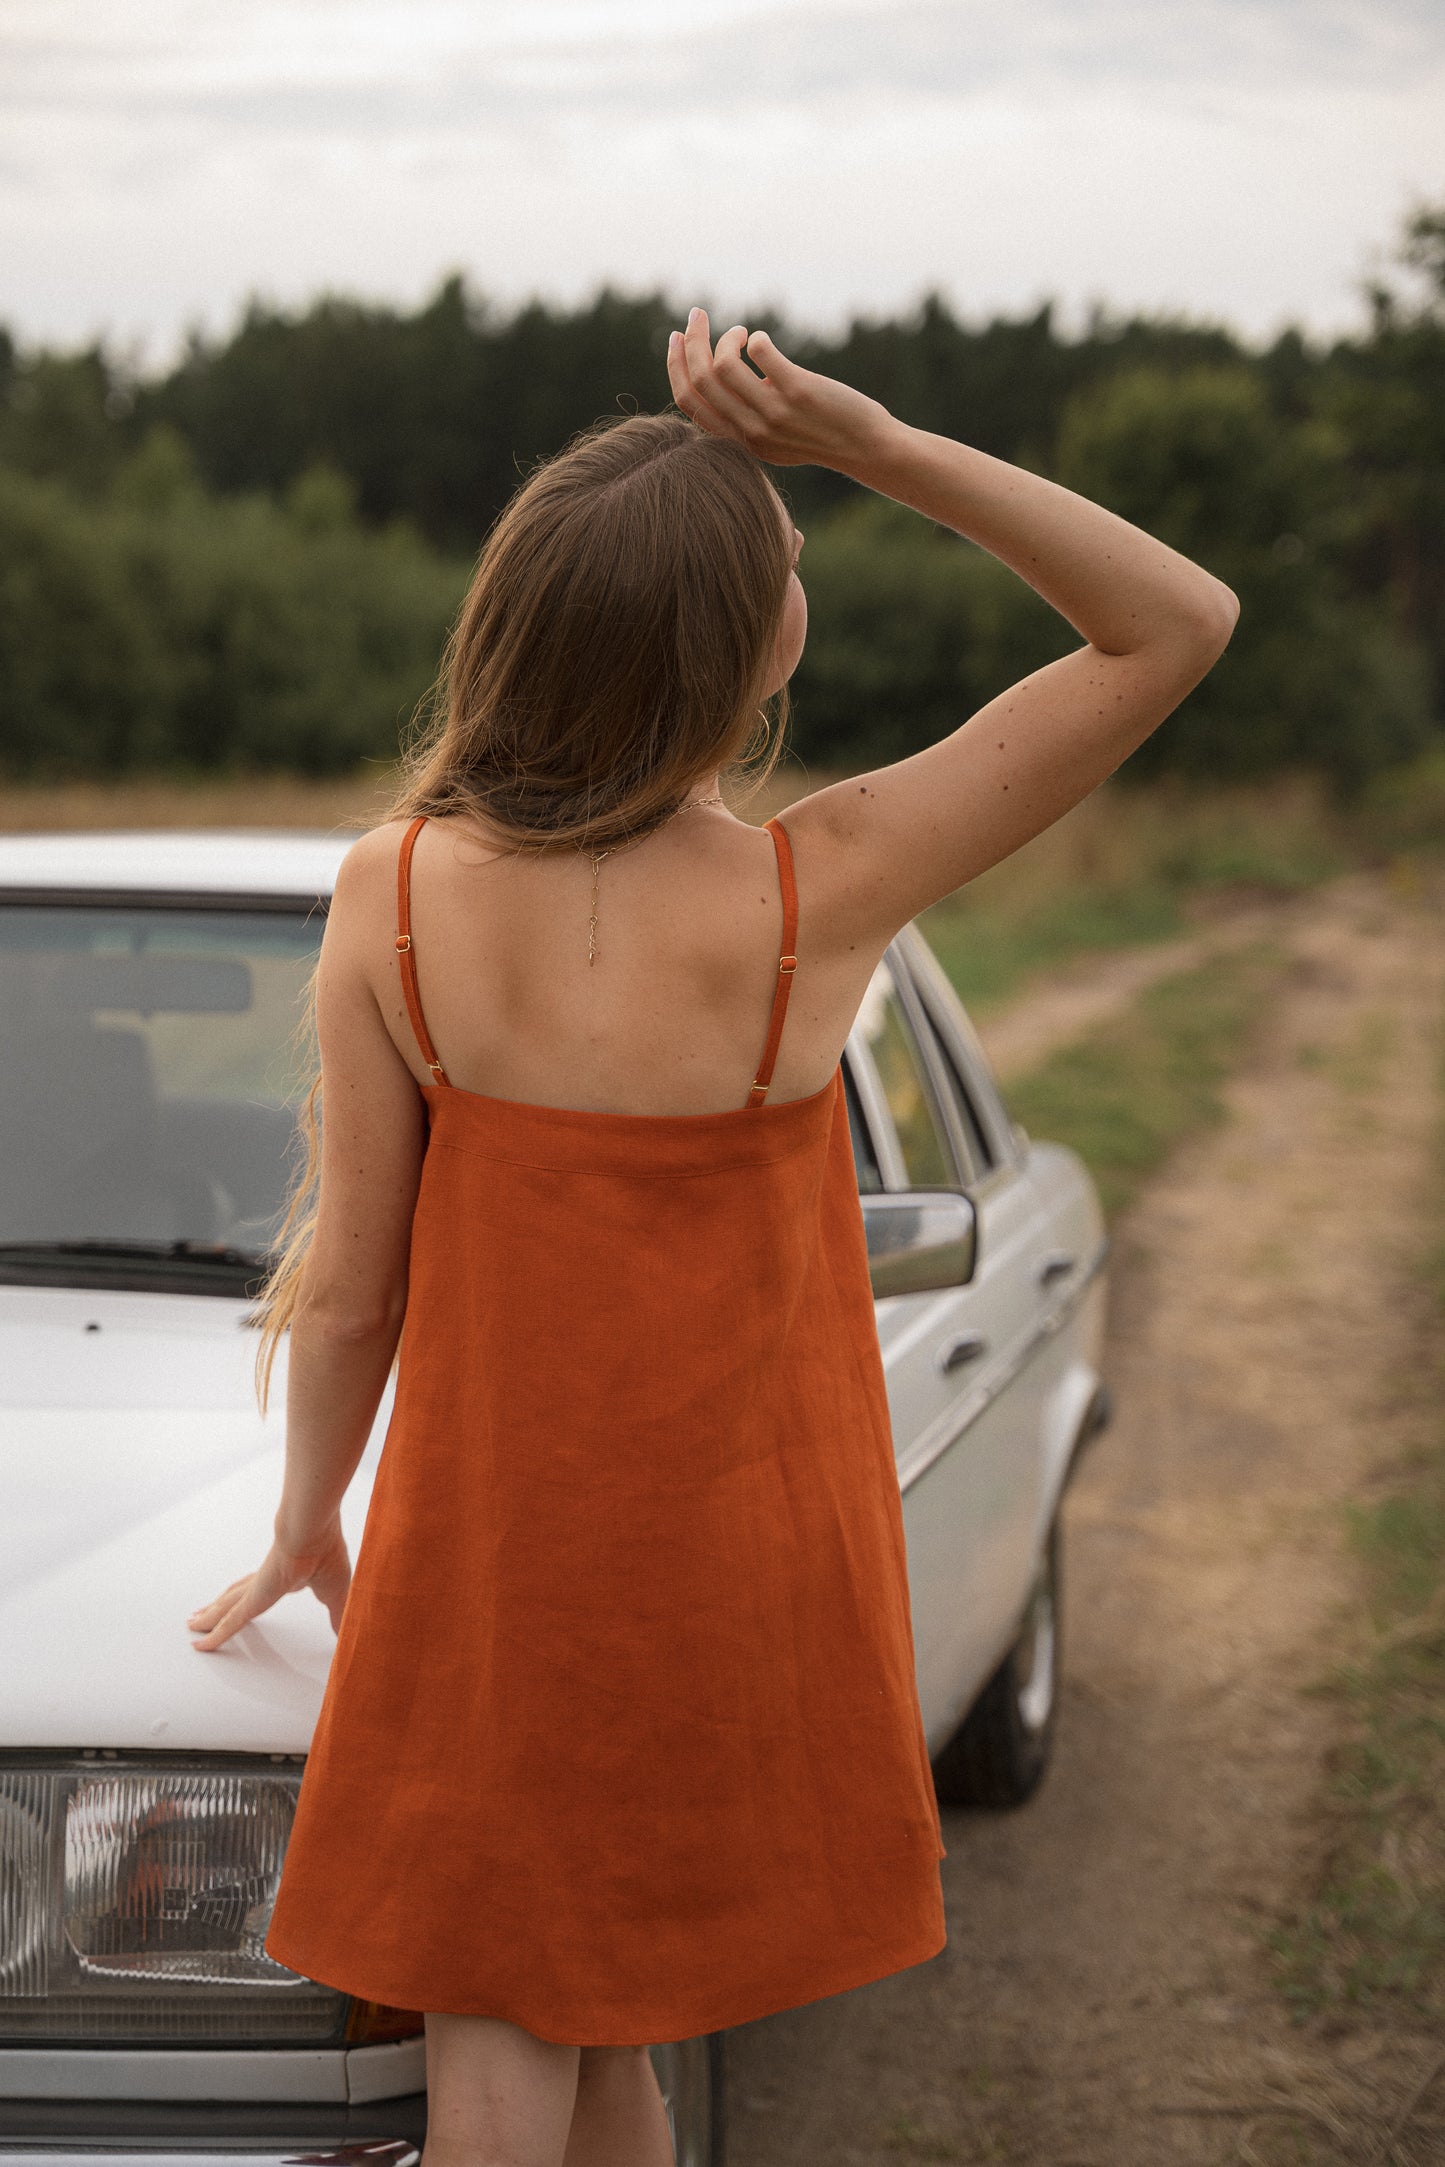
[931,1510,1062,1810]
[651,2029,727,2164]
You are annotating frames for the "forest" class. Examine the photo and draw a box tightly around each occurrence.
[1,202,1441,793]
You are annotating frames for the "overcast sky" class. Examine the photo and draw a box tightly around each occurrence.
[3,0,1442,363]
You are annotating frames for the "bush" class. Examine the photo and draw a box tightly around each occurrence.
[0,469,172,771]
[0,453,466,778]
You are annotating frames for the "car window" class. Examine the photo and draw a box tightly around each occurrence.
[856,968,954,1189]
[912,998,997,1179]
[0,905,321,1256]
[843,1062,885,1194]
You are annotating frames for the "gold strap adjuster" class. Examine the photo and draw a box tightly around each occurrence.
[779,955,797,974]
[394,933,412,953]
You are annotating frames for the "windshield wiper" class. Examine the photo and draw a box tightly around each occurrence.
[0,1238,272,1294]
[0,1239,270,1270]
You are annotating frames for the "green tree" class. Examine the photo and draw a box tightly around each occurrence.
[1308,202,1445,714]
[0,348,127,497]
[1053,365,1432,790]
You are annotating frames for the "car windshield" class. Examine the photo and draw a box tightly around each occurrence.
[0,903,322,1288]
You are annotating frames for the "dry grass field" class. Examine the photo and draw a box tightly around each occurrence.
[0,770,401,834]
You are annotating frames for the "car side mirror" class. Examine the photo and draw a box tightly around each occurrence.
[862,1190,977,1299]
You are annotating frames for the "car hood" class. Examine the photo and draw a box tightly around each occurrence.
[1,1286,389,1755]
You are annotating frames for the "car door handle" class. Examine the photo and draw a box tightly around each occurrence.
[937,1331,989,1374]
[1037,1251,1076,1288]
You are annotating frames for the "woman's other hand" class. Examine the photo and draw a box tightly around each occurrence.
[187,1519,352,1652]
[666,307,894,474]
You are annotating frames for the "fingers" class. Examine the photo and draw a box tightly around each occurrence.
[190,1578,266,1653]
[187,1536,352,1652]
[687,312,766,431]
[742,327,798,385]
[186,1578,249,1633]
[665,329,724,435]
[669,309,770,441]
[712,323,780,421]
[667,312,732,437]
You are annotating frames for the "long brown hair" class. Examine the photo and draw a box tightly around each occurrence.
[253,412,795,1411]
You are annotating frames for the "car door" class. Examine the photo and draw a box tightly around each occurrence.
[856,943,1056,1756]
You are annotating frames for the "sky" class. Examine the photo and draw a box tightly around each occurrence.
[2,0,1443,364]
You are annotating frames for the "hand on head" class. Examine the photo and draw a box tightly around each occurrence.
[665,306,893,475]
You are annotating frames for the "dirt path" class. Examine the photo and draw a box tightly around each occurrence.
[726,868,1445,2167]
[972,890,1300,1085]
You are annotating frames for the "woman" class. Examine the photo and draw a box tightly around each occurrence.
[188,310,1236,2167]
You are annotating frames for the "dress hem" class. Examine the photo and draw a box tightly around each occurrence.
[263,1916,948,2049]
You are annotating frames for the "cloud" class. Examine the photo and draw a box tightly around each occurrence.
[3,0,1442,147]
[0,0,1439,350]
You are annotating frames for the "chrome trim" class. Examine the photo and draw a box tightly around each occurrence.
[881,946,973,1187]
[892,926,1021,1173]
[0,2149,418,2167]
[843,1025,908,1192]
[0,2039,425,2107]
[897,1232,1111,1493]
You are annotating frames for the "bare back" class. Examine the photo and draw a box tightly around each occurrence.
[358,803,883,1120]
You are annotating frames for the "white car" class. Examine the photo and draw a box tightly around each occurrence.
[0,830,1110,2167]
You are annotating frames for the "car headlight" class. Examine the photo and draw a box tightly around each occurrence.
[1,1757,348,2044]
[0,1773,47,1998]
[65,1768,296,1985]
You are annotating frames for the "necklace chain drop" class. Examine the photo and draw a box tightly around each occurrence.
[584,794,725,966]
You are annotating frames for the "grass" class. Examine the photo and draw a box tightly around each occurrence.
[1267,1532,1445,2027]
[917,769,1351,1015]
[1265,1048,1445,2029]
[921,879,1185,1013]
[997,938,1285,1217]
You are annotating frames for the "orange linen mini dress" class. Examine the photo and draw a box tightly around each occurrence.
[265,813,947,2046]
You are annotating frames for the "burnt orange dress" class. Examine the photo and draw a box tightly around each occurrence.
[265,813,946,2045]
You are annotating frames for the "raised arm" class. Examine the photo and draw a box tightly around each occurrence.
[667,309,1238,947]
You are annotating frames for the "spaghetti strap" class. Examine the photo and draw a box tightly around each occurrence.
[394,815,450,1087]
[745,817,799,1110]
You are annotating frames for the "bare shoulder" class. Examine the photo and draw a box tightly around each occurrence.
[769,779,907,966]
[317,821,415,984]
[328,818,414,916]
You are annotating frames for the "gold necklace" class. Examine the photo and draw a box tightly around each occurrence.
[584,794,725,966]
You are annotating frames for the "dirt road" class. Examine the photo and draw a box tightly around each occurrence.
[726,868,1445,2167]
[970,891,1300,1085]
